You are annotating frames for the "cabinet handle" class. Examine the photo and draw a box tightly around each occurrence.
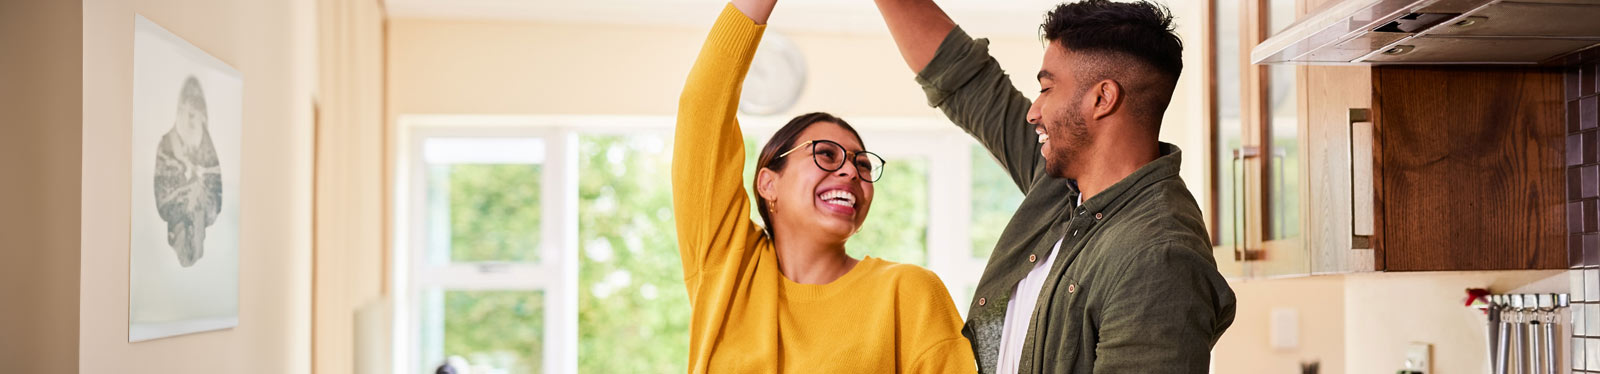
[1348,108,1375,249]
[1232,147,1260,261]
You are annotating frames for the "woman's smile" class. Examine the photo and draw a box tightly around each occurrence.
[816,186,858,217]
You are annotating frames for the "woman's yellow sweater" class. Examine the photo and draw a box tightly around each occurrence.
[670,4,978,373]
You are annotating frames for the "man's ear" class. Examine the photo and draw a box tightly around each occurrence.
[756,167,779,203]
[1090,79,1123,121]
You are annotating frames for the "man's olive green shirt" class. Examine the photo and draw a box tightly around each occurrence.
[915,27,1237,374]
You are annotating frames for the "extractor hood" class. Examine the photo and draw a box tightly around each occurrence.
[1252,0,1600,65]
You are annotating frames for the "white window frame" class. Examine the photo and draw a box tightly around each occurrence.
[393,114,995,374]
[395,122,579,374]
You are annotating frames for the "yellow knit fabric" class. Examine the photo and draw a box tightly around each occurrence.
[670,4,978,373]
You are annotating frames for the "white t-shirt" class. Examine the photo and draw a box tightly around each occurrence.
[996,196,1078,374]
[994,235,1065,374]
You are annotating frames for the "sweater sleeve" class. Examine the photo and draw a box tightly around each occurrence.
[914,26,1042,194]
[897,266,979,373]
[672,3,769,303]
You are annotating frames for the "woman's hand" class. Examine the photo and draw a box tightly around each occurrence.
[731,0,777,24]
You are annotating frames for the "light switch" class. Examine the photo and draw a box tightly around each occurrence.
[1270,307,1298,350]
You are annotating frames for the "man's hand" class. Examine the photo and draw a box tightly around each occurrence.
[871,0,957,73]
[732,0,777,24]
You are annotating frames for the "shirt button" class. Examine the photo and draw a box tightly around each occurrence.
[1067,284,1077,293]
[1029,254,1037,263]
[978,297,987,306]
[1094,213,1103,220]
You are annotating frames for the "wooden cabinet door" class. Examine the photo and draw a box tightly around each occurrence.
[1302,66,1377,274]
[1372,66,1566,271]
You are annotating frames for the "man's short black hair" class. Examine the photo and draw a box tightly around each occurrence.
[1041,0,1183,85]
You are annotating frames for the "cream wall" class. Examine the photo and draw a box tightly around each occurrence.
[385,18,1024,117]
[79,0,316,372]
[1213,275,1347,374]
[0,0,83,371]
[1214,270,1569,374]
[1343,270,1569,374]
[315,0,390,373]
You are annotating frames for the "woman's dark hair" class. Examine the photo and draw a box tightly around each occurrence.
[752,112,863,239]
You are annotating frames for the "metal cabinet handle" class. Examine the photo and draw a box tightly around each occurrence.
[1232,146,1260,262]
[1348,108,1374,249]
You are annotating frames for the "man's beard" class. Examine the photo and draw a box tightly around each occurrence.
[1044,106,1090,179]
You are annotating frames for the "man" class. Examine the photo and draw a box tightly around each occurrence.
[870,0,1236,372]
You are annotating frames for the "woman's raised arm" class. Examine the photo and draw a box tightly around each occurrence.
[671,3,771,299]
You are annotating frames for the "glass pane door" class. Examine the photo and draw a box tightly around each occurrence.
[1256,0,1311,277]
[1211,0,1247,278]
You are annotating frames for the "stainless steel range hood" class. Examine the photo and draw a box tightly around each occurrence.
[1252,0,1600,65]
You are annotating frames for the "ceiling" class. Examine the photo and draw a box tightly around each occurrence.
[384,0,1194,37]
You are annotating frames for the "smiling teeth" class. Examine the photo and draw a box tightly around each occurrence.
[1038,133,1049,144]
[820,190,856,208]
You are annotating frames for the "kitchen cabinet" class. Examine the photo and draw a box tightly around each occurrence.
[1207,0,1312,278]
[1210,0,1570,277]
[1302,65,1566,272]
[1368,66,1566,271]
[1295,63,1565,273]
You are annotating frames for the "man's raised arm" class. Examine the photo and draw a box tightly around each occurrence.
[871,0,955,74]
[872,0,1043,191]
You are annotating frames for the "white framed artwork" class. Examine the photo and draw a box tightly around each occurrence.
[128,14,242,342]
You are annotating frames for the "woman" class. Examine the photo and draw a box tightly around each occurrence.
[672,0,977,372]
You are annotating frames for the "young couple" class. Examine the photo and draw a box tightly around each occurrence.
[671,0,1237,372]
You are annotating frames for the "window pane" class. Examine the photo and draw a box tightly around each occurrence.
[1265,0,1302,241]
[1267,0,1298,34]
[577,135,689,373]
[1214,0,1242,246]
[849,157,929,266]
[970,144,1024,259]
[427,163,543,264]
[420,289,545,374]
[1266,64,1300,240]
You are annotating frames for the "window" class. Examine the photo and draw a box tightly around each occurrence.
[400,127,577,374]
[970,144,1025,260]
[396,116,1006,373]
[575,134,686,373]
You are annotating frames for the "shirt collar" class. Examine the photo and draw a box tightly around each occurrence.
[1071,142,1184,217]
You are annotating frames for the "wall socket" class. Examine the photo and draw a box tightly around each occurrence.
[1402,342,1432,374]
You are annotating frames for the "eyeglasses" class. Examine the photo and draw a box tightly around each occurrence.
[775,139,887,183]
